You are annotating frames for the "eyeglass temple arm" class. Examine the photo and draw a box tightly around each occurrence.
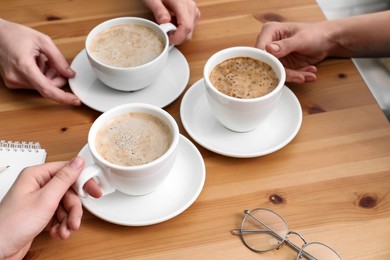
[232,229,316,259]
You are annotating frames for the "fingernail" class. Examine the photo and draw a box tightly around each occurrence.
[69,156,83,169]
[269,43,281,52]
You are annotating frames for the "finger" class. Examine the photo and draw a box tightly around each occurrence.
[169,23,192,45]
[52,203,76,238]
[303,72,317,83]
[285,68,317,83]
[297,65,317,73]
[169,4,199,45]
[256,21,301,59]
[62,189,83,230]
[143,0,171,23]
[44,68,69,88]
[37,53,48,72]
[41,157,85,203]
[45,67,57,79]
[51,76,68,88]
[12,161,68,194]
[265,35,304,60]
[49,222,60,238]
[32,76,80,105]
[55,203,67,223]
[256,22,281,50]
[37,83,81,105]
[83,178,103,198]
[18,60,80,105]
[298,66,317,82]
[37,33,75,78]
[58,217,71,240]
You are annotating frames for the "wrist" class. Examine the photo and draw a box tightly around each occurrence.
[0,236,22,260]
[0,218,16,260]
[0,225,9,259]
[322,20,351,58]
[0,235,8,260]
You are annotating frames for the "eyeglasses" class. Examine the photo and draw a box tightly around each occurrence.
[232,208,342,260]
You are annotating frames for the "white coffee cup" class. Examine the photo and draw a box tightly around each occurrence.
[203,46,286,132]
[74,103,180,197]
[85,17,176,91]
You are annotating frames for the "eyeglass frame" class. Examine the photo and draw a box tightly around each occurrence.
[232,208,343,260]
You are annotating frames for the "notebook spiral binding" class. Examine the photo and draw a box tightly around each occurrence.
[0,140,41,152]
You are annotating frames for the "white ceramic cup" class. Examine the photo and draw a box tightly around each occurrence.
[203,46,286,132]
[85,17,176,91]
[74,103,180,197]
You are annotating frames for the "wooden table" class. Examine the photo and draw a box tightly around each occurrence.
[1,0,390,259]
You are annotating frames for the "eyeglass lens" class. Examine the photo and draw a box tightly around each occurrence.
[298,242,342,260]
[241,208,288,252]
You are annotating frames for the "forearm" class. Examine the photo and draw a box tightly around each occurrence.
[326,10,390,58]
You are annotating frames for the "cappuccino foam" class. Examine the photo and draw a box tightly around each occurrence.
[95,112,172,166]
[210,57,279,99]
[89,24,164,68]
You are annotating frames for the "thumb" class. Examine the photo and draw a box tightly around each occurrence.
[145,0,171,24]
[265,37,300,59]
[42,157,85,201]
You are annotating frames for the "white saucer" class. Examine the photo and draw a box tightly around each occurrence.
[78,135,205,226]
[180,79,302,158]
[69,48,189,112]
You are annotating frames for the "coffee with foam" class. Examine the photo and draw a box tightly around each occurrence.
[209,57,279,99]
[95,112,172,166]
[88,24,164,68]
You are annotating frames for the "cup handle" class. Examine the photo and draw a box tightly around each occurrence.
[73,164,116,198]
[159,22,177,51]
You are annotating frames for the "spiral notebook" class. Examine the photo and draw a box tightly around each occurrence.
[0,140,46,201]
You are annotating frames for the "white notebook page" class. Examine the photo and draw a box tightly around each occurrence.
[0,140,46,201]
